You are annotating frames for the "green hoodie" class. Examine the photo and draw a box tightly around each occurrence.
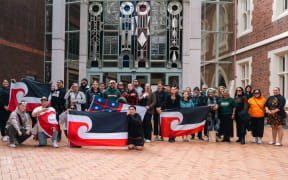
[103,87,121,102]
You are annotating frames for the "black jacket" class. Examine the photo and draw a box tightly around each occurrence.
[165,94,181,110]
[265,95,287,119]
[51,88,66,114]
[127,113,143,138]
[86,88,102,109]
[154,89,167,109]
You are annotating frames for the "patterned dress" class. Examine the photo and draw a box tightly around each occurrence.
[267,97,286,126]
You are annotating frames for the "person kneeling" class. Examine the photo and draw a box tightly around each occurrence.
[127,105,144,151]
[6,101,31,148]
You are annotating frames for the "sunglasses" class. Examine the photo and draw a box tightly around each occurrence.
[254,92,260,94]
[19,102,27,105]
[41,99,48,101]
[237,90,242,91]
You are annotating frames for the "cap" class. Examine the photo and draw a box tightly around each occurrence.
[109,80,116,84]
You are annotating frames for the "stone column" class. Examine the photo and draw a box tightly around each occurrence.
[51,0,66,84]
[182,0,201,89]
[78,0,89,83]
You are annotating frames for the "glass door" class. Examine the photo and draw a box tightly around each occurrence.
[135,74,150,90]
[166,73,181,89]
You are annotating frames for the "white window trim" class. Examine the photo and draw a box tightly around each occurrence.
[272,0,288,22]
[237,0,254,38]
[268,46,288,106]
[235,57,252,88]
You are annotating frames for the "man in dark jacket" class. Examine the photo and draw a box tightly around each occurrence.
[79,78,89,93]
[85,80,102,110]
[0,79,10,142]
[51,80,66,141]
[103,80,121,102]
[153,82,167,141]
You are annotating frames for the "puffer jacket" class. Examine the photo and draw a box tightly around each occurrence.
[6,108,30,132]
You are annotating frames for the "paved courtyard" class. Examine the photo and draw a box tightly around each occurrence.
[1,126,288,180]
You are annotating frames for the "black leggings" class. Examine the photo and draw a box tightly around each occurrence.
[143,113,153,140]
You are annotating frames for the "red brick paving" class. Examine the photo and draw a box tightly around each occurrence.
[1,126,288,180]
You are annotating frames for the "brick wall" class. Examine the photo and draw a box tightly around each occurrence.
[0,0,45,82]
[237,0,288,49]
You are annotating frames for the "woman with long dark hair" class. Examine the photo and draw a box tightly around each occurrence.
[265,87,286,146]
[165,87,181,143]
[245,85,253,100]
[234,87,249,144]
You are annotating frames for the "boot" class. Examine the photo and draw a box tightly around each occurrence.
[241,136,245,144]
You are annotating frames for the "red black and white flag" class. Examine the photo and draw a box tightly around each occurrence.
[38,107,59,137]
[160,106,210,137]
[8,78,51,112]
[68,111,128,147]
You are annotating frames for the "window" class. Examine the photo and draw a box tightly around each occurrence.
[278,54,288,97]
[237,0,253,37]
[236,57,252,88]
[272,0,288,21]
[268,47,288,103]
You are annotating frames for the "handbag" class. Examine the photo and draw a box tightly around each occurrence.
[253,98,267,117]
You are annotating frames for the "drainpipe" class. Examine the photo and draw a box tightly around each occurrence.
[233,0,238,91]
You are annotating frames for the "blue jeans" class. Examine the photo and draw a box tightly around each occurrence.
[38,131,58,146]
[208,118,219,132]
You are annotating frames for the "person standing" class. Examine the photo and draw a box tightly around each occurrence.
[153,82,167,141]
[79,78,89,93]
[133,79,143,97]
[100,83,106,94]
[245,85,253,100]
[248,89,266,144]
[139,84,156,143]
[0,79,10,142]
[202,88,220,139]
[31,96,58,148]
[127,105,144,151]
[180,91,194,142]
[234,87,249,144]
[219,90,237,142]
[265,87,286,146]
[191,87,204,140]
[117,81,127,96]
[103,80,121,102]
[85,81,102,111]
[6,101,31,148]
[64,83,86,111]
[51,80,66,141]
[165,87,181,143]
[125,83,139,105]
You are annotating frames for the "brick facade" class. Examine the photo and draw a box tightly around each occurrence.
[0,0,45,82]
[202,0,288,98]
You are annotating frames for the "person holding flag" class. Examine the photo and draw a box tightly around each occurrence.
[32,96,58,148]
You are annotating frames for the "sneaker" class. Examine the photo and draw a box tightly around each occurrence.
[257,139,262,144]
[9,144,16,148]
[160,137,164,141]
[154,136,160,141]
[198,137,204,141]
[274,142,282,146]
[252,138,258,143]
[145,139,151,143]
[2,136,9,142]
[52,141,59,148]
[268,141,275,145]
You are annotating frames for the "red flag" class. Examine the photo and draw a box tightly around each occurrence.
[38,107,59,137]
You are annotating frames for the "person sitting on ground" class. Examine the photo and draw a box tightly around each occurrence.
[32,96,58,148]
[6,100,31,148]
[127,105,144,151]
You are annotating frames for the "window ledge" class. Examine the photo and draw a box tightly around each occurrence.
[237,28,253,38]
[272,10,288,22]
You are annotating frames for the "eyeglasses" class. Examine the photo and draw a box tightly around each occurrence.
[237,90,242,92]
[41,99,48,101]
[254,92,260,94]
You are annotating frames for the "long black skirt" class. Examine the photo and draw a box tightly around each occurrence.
[221,114,234,138]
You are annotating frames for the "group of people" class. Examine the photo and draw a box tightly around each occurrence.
[0,78,287,150]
